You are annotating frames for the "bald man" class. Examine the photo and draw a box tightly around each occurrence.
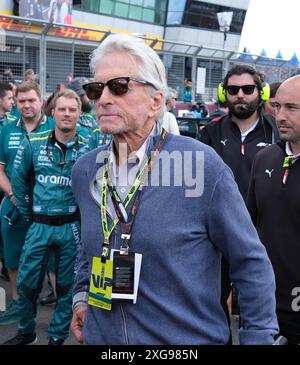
[247,75,300,345]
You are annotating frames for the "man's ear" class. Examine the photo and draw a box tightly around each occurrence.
[149,91,163,118]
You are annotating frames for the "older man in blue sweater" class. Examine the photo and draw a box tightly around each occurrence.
[70,34,278,345]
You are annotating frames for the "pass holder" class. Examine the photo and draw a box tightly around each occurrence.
[110,249,142,304]
[120,233,130,255]
[88,256,113,311]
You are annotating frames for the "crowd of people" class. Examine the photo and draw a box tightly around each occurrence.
[0,33,299,346]
[0,73,108,344]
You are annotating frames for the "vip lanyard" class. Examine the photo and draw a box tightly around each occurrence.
[107,173,144,255]
[100,128,168,262]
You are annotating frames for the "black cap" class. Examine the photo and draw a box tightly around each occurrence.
[67,77,89,97]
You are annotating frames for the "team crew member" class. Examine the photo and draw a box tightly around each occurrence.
[0,82,16,129]
[70,34,278,345]
[0,82,16,281]
[1,90,90,345]
[40,84,111,308]
[67,77,97,133]
[247,75,300,345]
[264,82,281,116]
[68,78,112,148]
[199,64,279,330]
[0,82,54,326]
[8,81,21,119]
[200,64,279,200]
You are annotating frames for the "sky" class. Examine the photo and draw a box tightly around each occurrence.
[239,0,300,60]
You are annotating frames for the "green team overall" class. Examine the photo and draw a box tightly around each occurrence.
[0,112,16,277]
[77,111,97,131]
[87,125,112,149]
[0,112,16,128]
[5,90,90,345]
[0,114,54,324]
[0,82,17,280]
[0,82,16,131]
[76,112,97,142]
[76,113,112,149]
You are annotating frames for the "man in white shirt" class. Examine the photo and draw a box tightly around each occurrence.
[161,87,180,135]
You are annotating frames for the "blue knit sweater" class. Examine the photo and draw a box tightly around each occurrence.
[71,132,278,345]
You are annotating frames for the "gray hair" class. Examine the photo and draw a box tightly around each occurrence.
[90,33,167,118]
[165,87,177,104]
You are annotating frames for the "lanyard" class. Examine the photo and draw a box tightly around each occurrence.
[100,128,167,262]
[282,155,294,185]
[107,170,144,255]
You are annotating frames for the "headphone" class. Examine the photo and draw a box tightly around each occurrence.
[217,67,270,103]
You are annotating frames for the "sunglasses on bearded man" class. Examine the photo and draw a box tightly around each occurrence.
[226,84,257,96]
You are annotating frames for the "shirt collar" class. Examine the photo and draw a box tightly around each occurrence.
[107,122,159,176]
[285,142,300,162]
[92,122,162,211]
[16,113,46,129]
[49,129,79,149]
[240,118,260,140]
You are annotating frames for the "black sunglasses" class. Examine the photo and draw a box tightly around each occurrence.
[226,84,257,96]
[83,77,156,100]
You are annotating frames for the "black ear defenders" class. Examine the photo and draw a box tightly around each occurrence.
[218,79,270,103]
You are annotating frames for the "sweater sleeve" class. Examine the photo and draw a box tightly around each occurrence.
[207,166,278,344]
[71,158,91,306]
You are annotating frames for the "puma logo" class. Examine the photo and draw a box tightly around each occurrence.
[265,169,274,177]
[220,139,227,146]
[257,142,271,147]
